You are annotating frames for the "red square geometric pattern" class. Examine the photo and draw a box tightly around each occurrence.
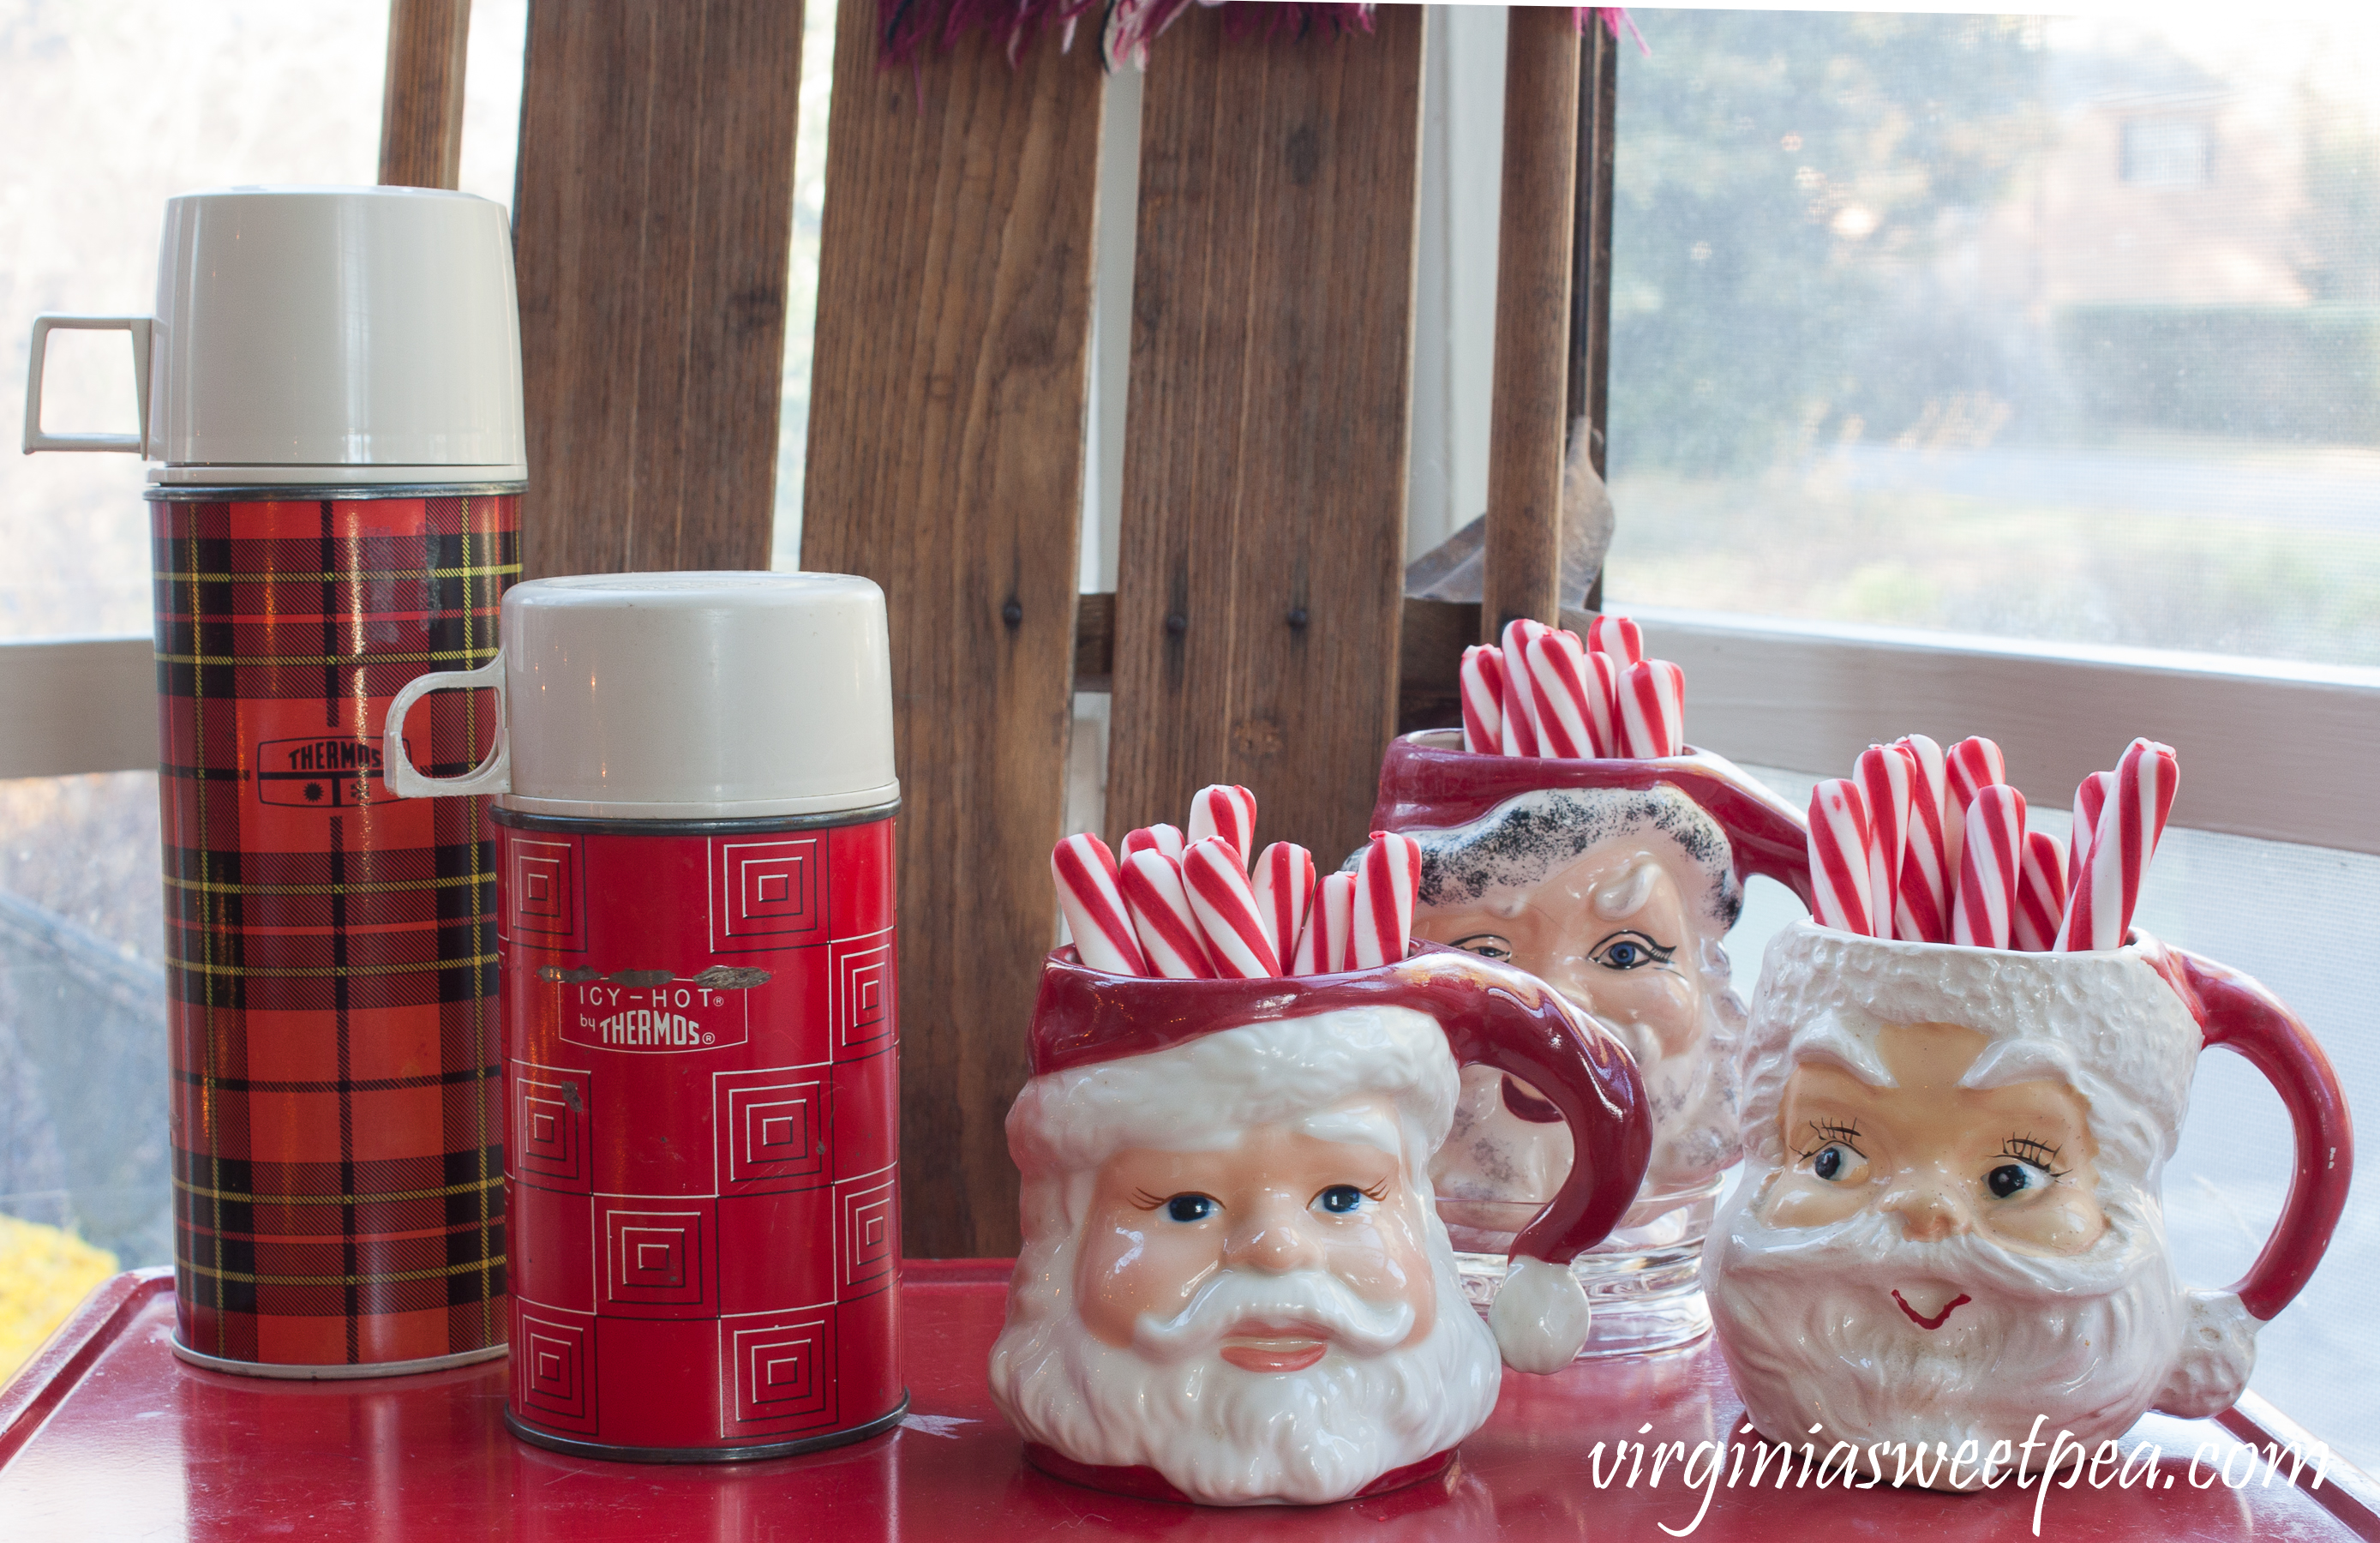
[508,838,583,948]
[726,1314,836,1431]
[717,1073,828,1193]
[512,1061,589,1192]
[830,929,895,1058]
[710,838,820,951]
[515,1308,595,1431]
[602,1204,710,1315]
[835,1168,898,1298]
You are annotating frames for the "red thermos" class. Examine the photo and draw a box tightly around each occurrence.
[385,573,904,1459]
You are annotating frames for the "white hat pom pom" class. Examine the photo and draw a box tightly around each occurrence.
[1489,1255,1592,1372]
[2154,1288,2258,1420]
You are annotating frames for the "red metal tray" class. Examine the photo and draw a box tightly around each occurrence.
[4,1261,2374,1540]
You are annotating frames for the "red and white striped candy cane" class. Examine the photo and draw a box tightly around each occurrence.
[1350,832,1423,969]
[1051,832,1148,976]
[2012,828,2067,952]
[1118,849,1215,978]
[1185,785,1257,862]
[1250,841,1316,970]
[1576,649,1618,757]
[1951,784,2025,949]
[1182,837,1280,978]
[1460,645,1504,755]
[1498,619,1547,757]
[1121,823,1185,862]
[1523,627,1596,759]
[2068,771,2113,890]
[1293,870,1356,975]
[2057,739,2178,952]
[1585,613,1644,664]
[1807,779,1876,935]
[1891,734,1952,943]
[1618,658,1685,759]
[1942,736,2005,881]
[1855,743,1911,933]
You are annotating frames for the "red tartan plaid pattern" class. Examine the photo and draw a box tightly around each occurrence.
[154,492,515,1368]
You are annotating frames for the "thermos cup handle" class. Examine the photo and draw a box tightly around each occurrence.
[22,315,153,453]
[2158,942,2354,1321]
[383,658,510,799]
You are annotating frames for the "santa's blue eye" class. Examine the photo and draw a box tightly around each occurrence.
[1813,1145,1846,1180]
[1592,931,1675,971]
[1166,1194,1215,1222]
[1316,1186,1366,1215]
[1987,1164,2033,1199]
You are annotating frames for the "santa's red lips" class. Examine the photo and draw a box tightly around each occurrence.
[1214,1318,1335,1372]
[1891,1289,1972,1330]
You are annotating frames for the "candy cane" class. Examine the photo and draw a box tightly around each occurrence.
[1250,841,1316,971]
[1617,658,1686,759]
[2012,828,2068,952]
[1121,823,1185,862]
[1185,785,1256,862]
[1891,735,1952,943]
[1350,832,1423,969]
[1943,736,2005,881]
[1460,645,1504,755]
[1118,850,1215,978]
[1585,613,1644,665]
[1523,627,1595,759]
[1855,743,1911,934]
[1293,870,1357,976]
[2057,739,2178,952]
[2068,771,2113,890]
[1951,784,2025,949]
[1051,832,1148,976]
[1498,619,1547,757]
[1807,779,1876,935]
[1182,837,1280,978]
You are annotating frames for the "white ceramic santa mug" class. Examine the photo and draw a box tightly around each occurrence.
[988,945,1654,1507]
[1707,919,2352,1488]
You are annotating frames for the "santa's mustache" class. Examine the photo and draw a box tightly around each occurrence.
[1722,1185,2162,1305]
[1132,1268,1417,1362]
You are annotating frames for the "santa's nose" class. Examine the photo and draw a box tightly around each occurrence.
[1221,1198,1324,1275]
[1880,1174,1971,1242]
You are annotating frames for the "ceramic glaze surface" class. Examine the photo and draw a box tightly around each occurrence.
[1706,920,2350,1490]
[990,952,1653,1505]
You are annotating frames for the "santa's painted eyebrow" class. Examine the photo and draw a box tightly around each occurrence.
[1296,1105,1401,1157]
[1958,1037,2082,1095]
[1787,1016,1896,1088]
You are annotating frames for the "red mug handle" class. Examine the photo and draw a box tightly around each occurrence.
[1402,950,1655,1269]
[2152,941,2353,1320]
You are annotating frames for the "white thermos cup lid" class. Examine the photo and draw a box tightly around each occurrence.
[500,572,897,820]
[147,186,525,483]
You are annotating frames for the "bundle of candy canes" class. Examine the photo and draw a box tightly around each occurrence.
[1459,615,1686,759]
[1805,735,2178,952]
[1050,785,1422,978]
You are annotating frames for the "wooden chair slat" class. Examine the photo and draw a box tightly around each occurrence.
[801,20,1103,1258]
[1108,8,1424,871]
[514,0,806,578]
[1481,8,1580,639]
[378,0,471,191]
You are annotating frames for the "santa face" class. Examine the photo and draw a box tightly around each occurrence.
[990,1094,1503,1505]
[1074,1096,1440,1369]
[1709,1020,2185,1479]
[1417,841,1731,1228]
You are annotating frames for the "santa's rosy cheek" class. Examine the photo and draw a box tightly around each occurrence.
[1987,1190,2106,1255]
[1075,1215,1220,1347]
[1761,1174,1867,1228]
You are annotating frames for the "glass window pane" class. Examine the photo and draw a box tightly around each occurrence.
[1610,12,2380,668]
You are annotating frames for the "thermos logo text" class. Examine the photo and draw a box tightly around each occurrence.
[560,982,749,1054]
[256,735,408,809]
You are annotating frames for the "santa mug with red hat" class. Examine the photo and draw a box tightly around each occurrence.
[1366,723,1810,1355]
[1708,737,2352,1486]
[987,946,1653,1506]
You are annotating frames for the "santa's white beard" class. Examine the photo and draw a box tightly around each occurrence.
[988,1250,1502,1505]
[1707,1182,2185,1485]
